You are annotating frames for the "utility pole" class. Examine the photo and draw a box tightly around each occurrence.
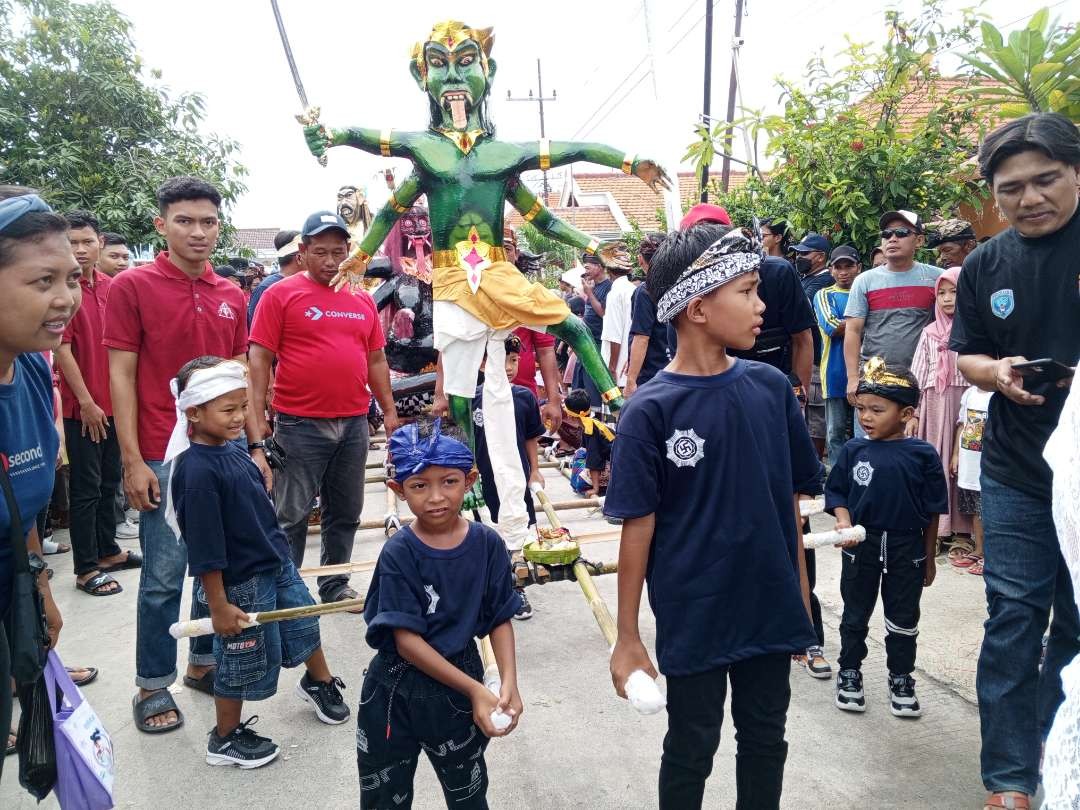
[507,59,557,199]
[700,0,715,202]
[720,0,746,193]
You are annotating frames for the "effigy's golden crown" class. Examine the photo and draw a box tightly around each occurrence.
[861,356,913,388]
[412,21,494,78]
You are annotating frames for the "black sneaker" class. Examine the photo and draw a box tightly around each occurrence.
[805,645,833,679]
[835,668,865,712]
[888,672,922,717]
[205,716,279,769]
[514,587,533,621]
[296,673,350,725]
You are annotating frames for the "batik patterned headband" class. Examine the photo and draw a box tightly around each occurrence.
[656,230,763,323]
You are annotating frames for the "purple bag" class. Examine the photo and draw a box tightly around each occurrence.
[44,652,115,810]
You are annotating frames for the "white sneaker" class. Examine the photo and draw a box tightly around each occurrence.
[115,519,139,540]
[124,507,140,524]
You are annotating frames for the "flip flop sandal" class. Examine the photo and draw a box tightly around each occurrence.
[98,550,143,573]
[42,538,71,554]
[969,558,985,576]
[76,571,122,596]
[183,669,216,695]
[951,553,980,568]
[326,585,365,614]
[67,666,99,687]
[947,542,975,563]
[6,731,14,757]
[132,691,184,734]
[984,793,1030,809]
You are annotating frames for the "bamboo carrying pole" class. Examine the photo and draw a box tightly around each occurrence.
[529,482,665,714]
[331,496,604,533]
[169,598,366,639]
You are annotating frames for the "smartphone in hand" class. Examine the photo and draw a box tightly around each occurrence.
[1011,358,1075,385]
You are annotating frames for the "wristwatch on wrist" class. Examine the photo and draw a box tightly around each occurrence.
[248,441,266,452]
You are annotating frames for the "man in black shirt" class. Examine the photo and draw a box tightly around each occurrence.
[574,252,612,409]
[949,112,1080,809]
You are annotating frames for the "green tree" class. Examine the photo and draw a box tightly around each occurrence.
[686,1,987,252]
[0,0,247,249]
[962,8,1080,121]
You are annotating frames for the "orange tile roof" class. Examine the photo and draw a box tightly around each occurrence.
[232,227,281,253]
[857,76,1002,136]
[506,204,622,235]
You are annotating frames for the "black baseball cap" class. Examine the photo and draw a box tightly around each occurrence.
[301,210,350,239]
[581,252,603,265]
[828,245,861,266]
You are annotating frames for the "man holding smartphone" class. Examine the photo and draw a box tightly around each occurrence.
[949,112,1080,810]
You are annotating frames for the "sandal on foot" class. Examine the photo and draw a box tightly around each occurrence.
[67,666,98,686]
[6,730,14,757]
[947,540,975,563]
[183,669,216,696]
[76,571,122,596]
[951,553,980,568]
[42,538,70,554]
[132,691,184,734]
[984,793,1029,810]
[99,550,143,573]
[324,585,365,614]
[969,558,985,576]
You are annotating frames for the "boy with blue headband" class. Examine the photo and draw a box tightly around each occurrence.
[358,419,523,809]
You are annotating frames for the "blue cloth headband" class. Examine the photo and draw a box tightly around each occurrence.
[388,418,474,483]
[0,194,53,234]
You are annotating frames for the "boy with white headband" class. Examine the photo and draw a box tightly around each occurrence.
[606,224,819,810]
[167,356,350,769]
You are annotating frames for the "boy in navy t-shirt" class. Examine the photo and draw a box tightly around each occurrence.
[606,225,819,810]
[359,420,522,809]
[168,356,349,769]
[825,358,948,718]
[563,387,614,497]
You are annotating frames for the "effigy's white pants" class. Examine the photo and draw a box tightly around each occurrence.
[435,301,530,552]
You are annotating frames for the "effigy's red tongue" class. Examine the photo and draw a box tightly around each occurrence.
[450,97,467,129]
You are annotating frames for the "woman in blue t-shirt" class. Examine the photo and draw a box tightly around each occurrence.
[0,187,81,778]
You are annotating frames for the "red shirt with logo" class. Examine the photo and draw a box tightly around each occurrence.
[59,269,113,419]
[511,327,555,397]
[249,272,385,417]
[102,252,248,461]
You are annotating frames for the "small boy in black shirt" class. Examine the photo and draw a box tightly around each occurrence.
[563,387,614,497]
[825,358,948,717]
[359,420,523,809]
[167,356,349,770]
[606,226,819,810]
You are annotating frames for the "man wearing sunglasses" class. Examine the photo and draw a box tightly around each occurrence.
[842,210,942,415]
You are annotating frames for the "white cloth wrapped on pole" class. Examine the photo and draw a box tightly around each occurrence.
[625,669,666,714]
[803,526,866,549]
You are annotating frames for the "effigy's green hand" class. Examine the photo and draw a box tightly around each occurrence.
[296,107,333,161]
[463,478,486,512]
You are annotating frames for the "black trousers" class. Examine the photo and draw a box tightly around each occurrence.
[660,653,792,810]
[838,531,926,675]
[63,418,122,576]
[804,538,824,647]
[357,647,489,809]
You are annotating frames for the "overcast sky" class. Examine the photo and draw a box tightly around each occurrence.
[105,0,1072,229]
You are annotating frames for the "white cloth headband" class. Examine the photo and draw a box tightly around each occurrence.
[656,231,763,323]
[163,360,249,538]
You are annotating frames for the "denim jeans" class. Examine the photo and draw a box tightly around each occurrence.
[852,406,866,439]
[660,653,792,810]
[824,397,853,468]
[135,460,214,690]
[977,474,1080,796]
[63,417,123,576]
[272,414,369,601]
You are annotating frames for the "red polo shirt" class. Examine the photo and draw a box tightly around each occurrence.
[102,252,247,461]
[249,272,384,417]
[59,269,113,419]
[511,327,555,397]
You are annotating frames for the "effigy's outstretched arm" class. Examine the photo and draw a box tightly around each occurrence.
[507,180,600,254]
[302,122,412,161]
[333,173,423,289]
[517,141,670,192]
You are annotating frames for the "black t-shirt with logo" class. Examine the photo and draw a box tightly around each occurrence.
[950,207,1080,500]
